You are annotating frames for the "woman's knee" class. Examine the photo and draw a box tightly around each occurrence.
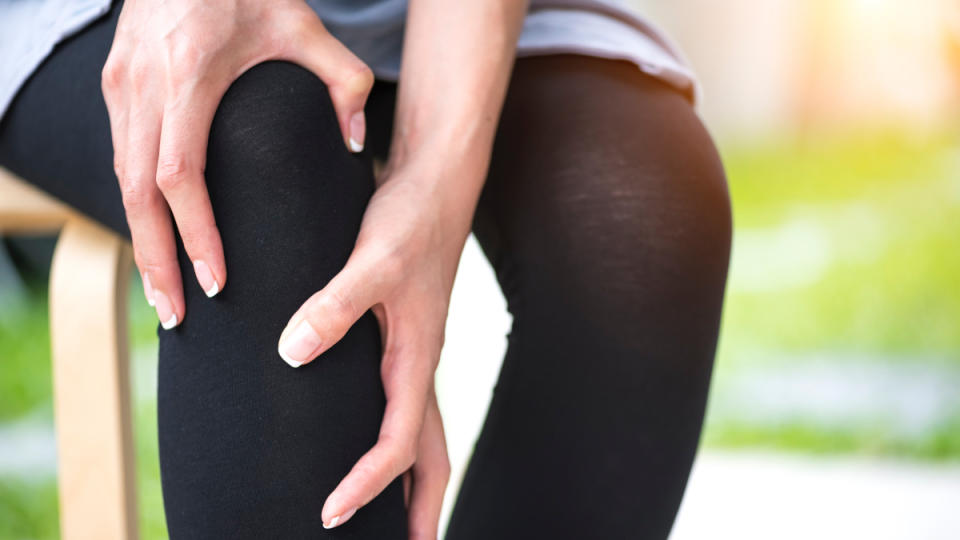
[156,62,405,537]
[181,61,375,310]
[205,59,374,231]
[162,59,381,376]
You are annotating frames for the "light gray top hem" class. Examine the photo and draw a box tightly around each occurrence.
[0,0,698,119]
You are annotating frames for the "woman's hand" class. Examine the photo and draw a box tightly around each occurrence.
[102,0,373,328]
[276,159,463,536]
[274,0,528,531]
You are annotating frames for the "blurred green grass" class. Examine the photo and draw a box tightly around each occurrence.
[0,480,58,539]
[1,128,958,537]
[706,129,960,459]
[0,402,168,540]
[0,282,168,539]
[718,130,960,356]
[0,281,159,421]
[703,418,960,460]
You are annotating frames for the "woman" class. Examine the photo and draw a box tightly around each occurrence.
[0,0,731,538]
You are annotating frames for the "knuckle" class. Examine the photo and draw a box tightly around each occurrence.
[112,155,125,181]
[356,240,403,283]
[127,57,151,90]
[119,179,154,210]
[166,41,201,83]
[131,247,170,280]
[379,433,416,471]
[291,8,324,35]
[352,458,380,484]
[101,58,124,92]
[155,155,192,192]
[135,257,166,276]
[324,288,359,322]
[275,8,321,54]
[339,62,374,98]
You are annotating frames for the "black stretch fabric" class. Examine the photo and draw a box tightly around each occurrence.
[0,2,732,538]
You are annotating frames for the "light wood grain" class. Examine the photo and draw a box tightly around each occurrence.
[0,167,75,233]
[48,218,138,539]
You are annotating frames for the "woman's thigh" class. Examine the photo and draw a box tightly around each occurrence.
[0,6,406,538]
[446,55,732,540]
[0,3,126,237]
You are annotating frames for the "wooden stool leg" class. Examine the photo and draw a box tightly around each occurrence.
[49,217,138,540]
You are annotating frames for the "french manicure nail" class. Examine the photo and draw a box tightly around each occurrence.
[277,320,322,368]
[323,507,357,529]
[348,111,365,153]
[153,290,178,330]
[142,272,155,306]
[193,259,220,297]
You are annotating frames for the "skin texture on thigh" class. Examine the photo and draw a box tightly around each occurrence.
[444,54,732,540]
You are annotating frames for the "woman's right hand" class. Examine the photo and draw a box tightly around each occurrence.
[102,0,374,327]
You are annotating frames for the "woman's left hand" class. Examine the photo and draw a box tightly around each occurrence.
[277,159,464,536]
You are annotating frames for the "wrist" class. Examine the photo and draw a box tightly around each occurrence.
[385,130,490,199]
[385,124,491,180]
[377,146,485,251]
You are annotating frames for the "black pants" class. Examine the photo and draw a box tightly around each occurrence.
[0,2,731,538]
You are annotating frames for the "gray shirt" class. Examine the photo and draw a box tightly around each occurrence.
[0,0,697,119]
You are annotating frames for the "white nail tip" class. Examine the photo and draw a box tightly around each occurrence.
[161,314,178,330]
[204,280,220,298]
[349,138,363,153]
[278,347,303,368]
[324,506,356,529]
[147,297,155,307]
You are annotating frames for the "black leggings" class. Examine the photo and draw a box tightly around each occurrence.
[0,2,731,538]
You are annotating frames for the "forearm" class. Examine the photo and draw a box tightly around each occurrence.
[385,0,529,238]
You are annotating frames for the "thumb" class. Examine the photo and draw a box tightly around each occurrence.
[278,11,375,152]
[277,255,385,368]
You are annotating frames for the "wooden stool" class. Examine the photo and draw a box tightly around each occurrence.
[0,167,138,539]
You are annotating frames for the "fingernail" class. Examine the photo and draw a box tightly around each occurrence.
[142,272,155,306]
[154,290,178,330]
[193,259,220,297]
[348,111,365,153]
[324,506,357,529]
[277,320,322,368]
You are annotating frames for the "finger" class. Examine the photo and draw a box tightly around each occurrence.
[279,12,374,152]
[122,78,185,329]
[101,53,129,192]
[102,54,147,303]
[276,251,392,368]
[320,396,425,529]
[155,79,227,298]
[320,337,433,529]
[407,395,450,540]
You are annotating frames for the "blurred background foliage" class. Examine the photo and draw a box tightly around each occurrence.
[2,0,959,537]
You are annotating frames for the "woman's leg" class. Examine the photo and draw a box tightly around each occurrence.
[0,5,407,537]
[445,55,732,540]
